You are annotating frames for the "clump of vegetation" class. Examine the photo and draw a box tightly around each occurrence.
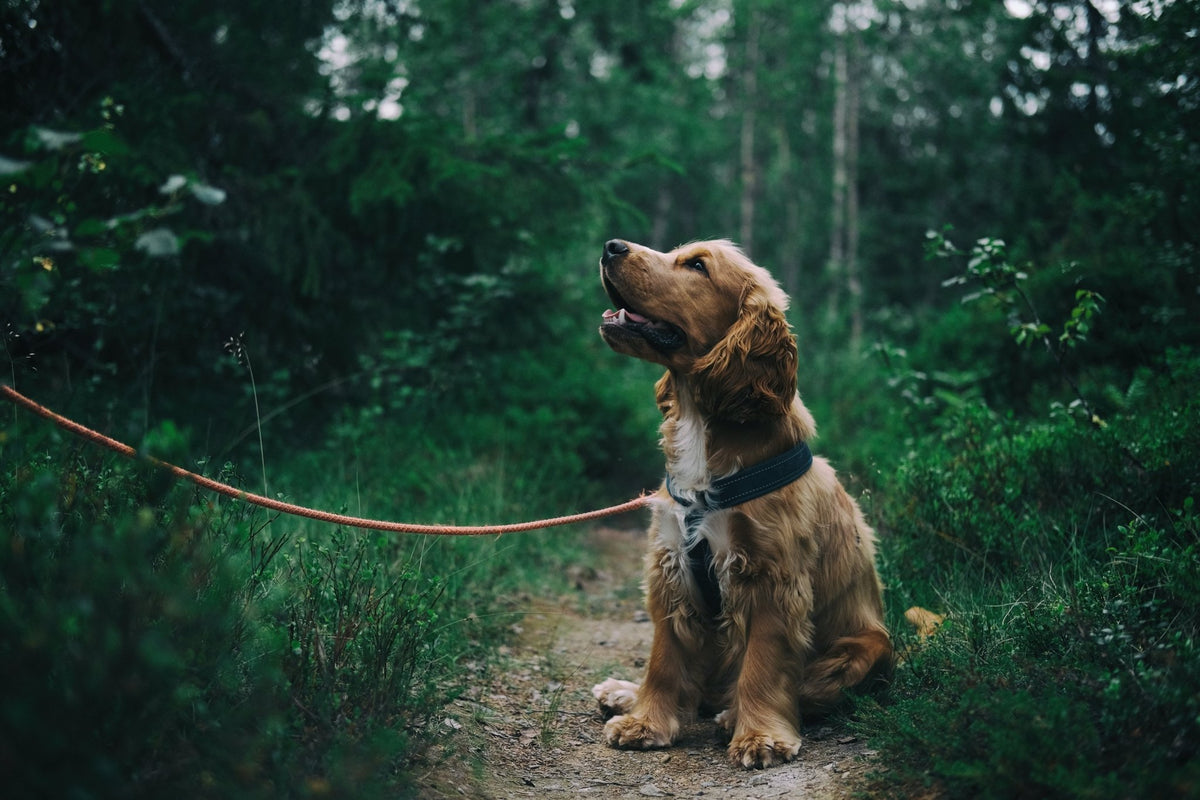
[849,238,1200,799]
[860,362,1200,797]
[0,431,458,798]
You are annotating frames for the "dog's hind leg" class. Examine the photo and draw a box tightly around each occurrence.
[795,627,893,715]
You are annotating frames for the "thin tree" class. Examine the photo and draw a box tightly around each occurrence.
[738,7,762,252]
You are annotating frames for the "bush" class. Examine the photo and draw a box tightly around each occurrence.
[856,349,1200,798]
[0,431,455,798]
[0,446,290,798]
[859,501,1200,799]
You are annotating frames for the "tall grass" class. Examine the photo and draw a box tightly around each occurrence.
[832,259,1200,796]
[0,318,657,797]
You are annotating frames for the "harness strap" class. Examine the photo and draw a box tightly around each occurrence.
[665,441,814,616]
[687,534,723,622]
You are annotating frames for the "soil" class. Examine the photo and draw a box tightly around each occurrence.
[414,526,879,800]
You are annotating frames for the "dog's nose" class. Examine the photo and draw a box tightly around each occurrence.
[603,239,629,262]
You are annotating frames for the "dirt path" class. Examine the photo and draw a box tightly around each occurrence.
[416,527,878,799]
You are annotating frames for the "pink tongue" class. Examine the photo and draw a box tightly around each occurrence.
[603,308,651,324]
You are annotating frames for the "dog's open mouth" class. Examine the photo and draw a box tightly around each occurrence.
[601,275,686,352]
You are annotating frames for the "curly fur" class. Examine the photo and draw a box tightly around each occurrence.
[594,239,892,769]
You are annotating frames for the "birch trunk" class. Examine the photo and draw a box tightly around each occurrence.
[828,33,848,324]
[846,33,862,347]
[738,9,761,253]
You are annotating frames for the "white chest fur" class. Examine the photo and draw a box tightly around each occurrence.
[662,399,710,497]
[655,390,737,607]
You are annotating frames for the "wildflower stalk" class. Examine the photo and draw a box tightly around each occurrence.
[225,333,269,497]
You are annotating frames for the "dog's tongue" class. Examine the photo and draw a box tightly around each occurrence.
[603,308,650,324]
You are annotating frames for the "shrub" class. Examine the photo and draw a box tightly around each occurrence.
[0,447,291,798]
[857,343,1200,798]
[0,430,456,798]
[858,500,1200,798]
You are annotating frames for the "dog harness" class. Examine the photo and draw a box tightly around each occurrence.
[665,440,814,617]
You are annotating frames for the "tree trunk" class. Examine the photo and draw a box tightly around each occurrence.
[652,185,671,249]
[846,32,862,348]
[462,88,477,139]
[777,119,803,298]
[738,9,761,253]
[828,32,848,324]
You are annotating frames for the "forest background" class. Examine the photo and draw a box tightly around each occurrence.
[2,1,1198,797]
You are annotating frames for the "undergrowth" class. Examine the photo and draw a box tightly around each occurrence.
[0,210,660,796]
[0,388,641,797]
[857,383,1200,797]
[841,236,1200,799]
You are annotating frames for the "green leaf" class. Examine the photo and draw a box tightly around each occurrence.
[79,128,131,157]
[80,247,121,271]
[31,127,83,150]
[159,174,188,194]
[0,154,33,175]
[189,182,227,205]
[135,228,181,257]
[73,218,109,239]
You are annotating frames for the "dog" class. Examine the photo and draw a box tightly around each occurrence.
[591,238,892,769]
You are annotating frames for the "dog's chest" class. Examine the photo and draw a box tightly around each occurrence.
[657,407,735,614]
[663,410,709,495]
[653,497,732,616]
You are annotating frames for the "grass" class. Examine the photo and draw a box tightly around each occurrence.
[0,380,638,798]
[224,333,270,499]
[845,347,1200,799]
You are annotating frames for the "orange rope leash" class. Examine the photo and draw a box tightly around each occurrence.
[1,384,651,535]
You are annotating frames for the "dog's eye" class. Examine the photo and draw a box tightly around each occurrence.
[686,258,708,275]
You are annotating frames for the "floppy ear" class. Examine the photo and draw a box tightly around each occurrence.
[690,289,798,422]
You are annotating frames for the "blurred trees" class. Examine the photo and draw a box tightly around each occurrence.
[2,0,1197,441]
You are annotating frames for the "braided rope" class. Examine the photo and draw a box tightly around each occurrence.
[1,384,650,535]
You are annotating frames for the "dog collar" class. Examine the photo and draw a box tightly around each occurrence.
[665,440,813,616]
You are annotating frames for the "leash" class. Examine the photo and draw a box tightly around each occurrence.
[1,384,651,536]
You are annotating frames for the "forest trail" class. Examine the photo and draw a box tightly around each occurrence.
[417,527,878,799]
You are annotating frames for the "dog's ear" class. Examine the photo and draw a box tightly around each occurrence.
[691,288,797,422]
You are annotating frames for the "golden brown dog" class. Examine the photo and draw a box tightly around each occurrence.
[592,238,892,769]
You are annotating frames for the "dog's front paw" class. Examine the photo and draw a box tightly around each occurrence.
[728,731,802,769]
[603,713,677,750]
[591,678,640,718]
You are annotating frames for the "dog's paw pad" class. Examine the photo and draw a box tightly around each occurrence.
[603,714,675,750]
[728,732,802,769]
[591,678,639,717]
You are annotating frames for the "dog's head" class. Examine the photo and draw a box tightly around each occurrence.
[599,238,797,422]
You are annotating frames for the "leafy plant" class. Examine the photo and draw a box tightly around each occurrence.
[861,288,1200,799]
[0,445,290,799]
[930,229,1107,428]
[858,497,1200,799]
[0,428,467,798]
[1,110,224,342]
